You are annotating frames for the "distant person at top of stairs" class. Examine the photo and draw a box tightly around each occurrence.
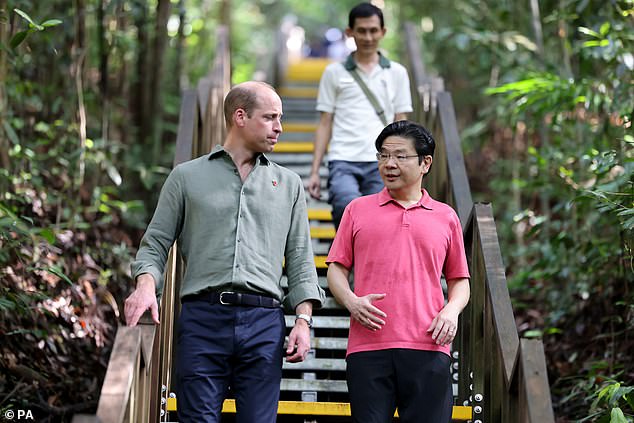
[123,81,325,423]
[326,121,471,423]
[308,2,413,229]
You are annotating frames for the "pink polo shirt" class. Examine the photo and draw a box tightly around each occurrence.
[326,188,470,357]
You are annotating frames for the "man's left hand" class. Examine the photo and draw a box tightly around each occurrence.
[427,304,460,346]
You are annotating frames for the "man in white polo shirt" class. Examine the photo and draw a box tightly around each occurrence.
[307,2,413,229]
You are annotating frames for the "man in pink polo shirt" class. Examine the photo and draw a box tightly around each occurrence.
[326,120,471,423]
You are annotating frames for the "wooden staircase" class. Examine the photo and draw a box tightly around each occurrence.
[166,57,473,421]
[75,25,554,423]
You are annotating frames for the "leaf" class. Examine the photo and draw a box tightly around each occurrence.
[9,30,28,49]
[40,265,73,285]
[13,8,43,30]
[2,120,20,144]
[523,329,543,338]
[609,407,627,423]
[578,26,601,38]
[0,297,16,312]
[13,8,36,26]
[36,228,56,244]
[107,165,122,186]
[599,22,611,36]
[41,19,62,28]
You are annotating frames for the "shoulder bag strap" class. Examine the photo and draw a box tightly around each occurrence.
[347,68,388,126]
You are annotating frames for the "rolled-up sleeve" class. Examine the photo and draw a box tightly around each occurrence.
[131,166,185,295]
[283,177,325,310]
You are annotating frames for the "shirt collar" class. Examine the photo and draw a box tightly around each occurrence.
[378,187,433,210]
[343,52,391,71]
[208,144,270,166]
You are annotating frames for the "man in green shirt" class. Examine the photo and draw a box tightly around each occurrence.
[124,81,325,422]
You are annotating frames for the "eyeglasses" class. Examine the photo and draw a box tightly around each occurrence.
[376,152,420,162]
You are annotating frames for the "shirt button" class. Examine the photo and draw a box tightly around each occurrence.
[237,239,241,243]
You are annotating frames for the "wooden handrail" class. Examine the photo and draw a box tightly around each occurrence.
[403,22,555,422]
[72,25,231,423]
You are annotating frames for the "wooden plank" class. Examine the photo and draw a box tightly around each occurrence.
[283,357,346,371]
[96,326,141,423]
[437,92,473,229]
[475,203,520,386]
[310,337,348,350]
[520,339,555,423]
[138,323,156,375]
[174,89,197,166]
[285,315,350,329]
[284,336,348,350]
[281,378,349,392]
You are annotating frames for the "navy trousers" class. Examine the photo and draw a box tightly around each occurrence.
[175,301,285,423]
[346,349,453,423]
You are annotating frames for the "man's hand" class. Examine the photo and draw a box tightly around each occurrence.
[427,303,460,346]
[285,319,311,363]
[346,293,387,331]
[307,172,322,200]
[124,274,160,327]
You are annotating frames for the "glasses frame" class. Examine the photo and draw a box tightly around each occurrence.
[376,152,421,163]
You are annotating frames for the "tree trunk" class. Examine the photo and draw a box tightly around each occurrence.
[0,0,10,173]
[174,0,185,94]
[131,0,149,147]
[98,0,110,145]
[149,0,171,164]
[112,0,128,145]
[74,0,87,191]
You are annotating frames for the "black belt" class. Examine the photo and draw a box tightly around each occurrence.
[181,291,281,308]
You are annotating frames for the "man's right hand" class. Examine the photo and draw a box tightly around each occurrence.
[308,172,322,200]
[124,274,160,327]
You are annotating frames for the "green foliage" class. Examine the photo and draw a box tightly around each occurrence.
[561,376,634,423]
[403,0,633,419]
[10,8,62,49]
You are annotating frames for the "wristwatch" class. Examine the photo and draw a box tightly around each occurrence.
[295,313,313,328]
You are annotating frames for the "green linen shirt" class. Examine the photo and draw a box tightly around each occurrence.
[131,145,325,310]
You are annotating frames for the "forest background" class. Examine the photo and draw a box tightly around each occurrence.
[0,0,632,421]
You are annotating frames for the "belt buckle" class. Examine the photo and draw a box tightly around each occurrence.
[219,291,234,305]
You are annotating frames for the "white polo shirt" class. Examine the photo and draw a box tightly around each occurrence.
[316,53,413,162]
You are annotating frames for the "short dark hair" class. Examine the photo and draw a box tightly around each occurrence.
[349,2,384,29]
[223,81,275,127]
[375,120,436,164]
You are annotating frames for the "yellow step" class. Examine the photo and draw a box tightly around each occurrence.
[286,58,331,82]
[282,122,318,133]
[314,255,328,269]
[273,141,314,153]
[166,398,472,420]
[308,209,332,221]
[310,226,336,239]
[278,86,319,98]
